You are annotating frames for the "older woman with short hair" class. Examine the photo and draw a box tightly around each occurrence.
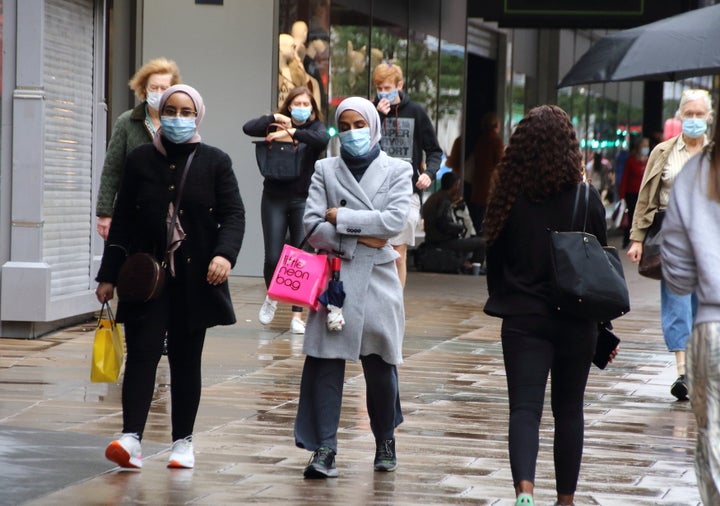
[627,89,712,401]
[96,57,182,239]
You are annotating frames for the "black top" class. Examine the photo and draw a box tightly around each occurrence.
[374,92,443,195]
[484,184,607,317]
[242,114,329,197]
[97,141,246,331]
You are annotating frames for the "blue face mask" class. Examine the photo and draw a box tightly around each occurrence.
[146,91,162,111]
[640,147,649,156]
[338,127,372,157]
[682,117,707,139]
[161,116,197,143]
[377,89,399,104]
[291,106,312,123]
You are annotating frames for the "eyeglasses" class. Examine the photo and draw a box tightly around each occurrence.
[162,106,198,118]
[147,84,170,93]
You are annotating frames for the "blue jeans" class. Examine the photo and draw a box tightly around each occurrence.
[660,279,698,352]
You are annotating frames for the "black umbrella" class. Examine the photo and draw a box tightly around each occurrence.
[559,4,720,87]
[318,257,345,331]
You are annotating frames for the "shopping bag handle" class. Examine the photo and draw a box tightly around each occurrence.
[98,302,117,329]
[298,222,322,251]
[263,122,298,147]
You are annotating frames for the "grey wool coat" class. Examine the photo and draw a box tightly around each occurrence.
[303,151,413,365]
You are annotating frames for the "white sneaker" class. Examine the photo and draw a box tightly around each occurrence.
[168,436,195,469]
[105,433,142,469]
[290,317,306,334]
[258,296,278,325]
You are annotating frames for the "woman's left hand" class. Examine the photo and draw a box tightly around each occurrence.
[265,129,294,143]
[325,208,338,225]
[416,173,432,190]
[207,256,231,285]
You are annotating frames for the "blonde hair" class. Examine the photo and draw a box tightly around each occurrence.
[675,89,713,120]
[372,62,403,86]
[128,57,182,101]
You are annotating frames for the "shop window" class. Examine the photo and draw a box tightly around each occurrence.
[278,0,331,113]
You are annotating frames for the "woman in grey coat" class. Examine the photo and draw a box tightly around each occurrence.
[294,97,413,479]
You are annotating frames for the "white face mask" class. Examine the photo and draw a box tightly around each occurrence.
[146,91,162,111]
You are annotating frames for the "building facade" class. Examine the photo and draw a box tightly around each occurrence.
[0,0,715,337]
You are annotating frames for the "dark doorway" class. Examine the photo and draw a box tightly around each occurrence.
[464,53,497,159]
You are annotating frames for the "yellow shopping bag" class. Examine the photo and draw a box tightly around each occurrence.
[90,303,125,383]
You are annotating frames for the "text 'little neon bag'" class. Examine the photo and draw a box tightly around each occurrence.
[90,303,125,383]
[267,245,330,311]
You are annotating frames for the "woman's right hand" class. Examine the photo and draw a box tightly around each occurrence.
[96,282,115,303]
[273,113,291,129]
[358,236,387,249]
[627,240,643,263]
[97,217,111,240]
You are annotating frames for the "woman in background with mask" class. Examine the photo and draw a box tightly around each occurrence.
[243,86,329,335]
[294,97,412,479]
[618,136,650,248]
[96,57,182,240]
[96,84,245,470]
[627,89,711,401]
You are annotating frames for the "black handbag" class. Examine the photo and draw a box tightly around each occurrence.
[115,151,195,303]
[253,123,304,180]
[549,183,631,322]
[638,209,665,280]
[116,253,166,303]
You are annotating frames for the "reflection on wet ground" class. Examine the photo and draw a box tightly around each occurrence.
[0,242,702,505]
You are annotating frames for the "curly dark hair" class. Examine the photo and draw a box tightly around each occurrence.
[484,105,583,244]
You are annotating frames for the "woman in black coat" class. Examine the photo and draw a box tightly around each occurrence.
[483,105,611,506]
[96,84,245,470]
[243,86,329,334]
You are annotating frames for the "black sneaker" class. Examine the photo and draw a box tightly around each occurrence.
[303,446,338,479]
[374,439,397,472]
[671,374,689,401]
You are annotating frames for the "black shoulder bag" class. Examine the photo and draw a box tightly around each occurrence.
[549,183,631,322]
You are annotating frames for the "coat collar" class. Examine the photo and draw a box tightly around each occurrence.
[335,151,393,210]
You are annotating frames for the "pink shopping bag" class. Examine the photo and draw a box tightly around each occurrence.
[267,244,330,311]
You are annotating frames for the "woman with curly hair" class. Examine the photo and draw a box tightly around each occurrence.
[483,105,610,506]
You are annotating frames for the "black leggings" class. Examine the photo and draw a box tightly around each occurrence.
[121,290,207,442]
[501,314,596,495]
[261,192,306,312]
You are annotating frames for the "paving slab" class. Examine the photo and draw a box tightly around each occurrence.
[0,236,703,505]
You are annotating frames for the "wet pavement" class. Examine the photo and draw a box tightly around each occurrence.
[0,236,701,505]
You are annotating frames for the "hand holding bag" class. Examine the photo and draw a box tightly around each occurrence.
[116,151,195,303]
[253,123,305,180]
[638,209,665,280]
[266,223,330,310]
[549,183,631,322]
[91,303,125,383]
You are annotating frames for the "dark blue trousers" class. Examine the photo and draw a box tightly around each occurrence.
[294,354,403,452]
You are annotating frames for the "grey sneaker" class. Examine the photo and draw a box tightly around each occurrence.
[303,446,338,478]
[258,296,277,325]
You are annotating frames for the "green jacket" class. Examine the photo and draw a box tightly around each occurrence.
[96,103,153,217]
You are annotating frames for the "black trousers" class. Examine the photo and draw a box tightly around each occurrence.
[501,314,596,495]
[121,286,207,442]
[261,192,306,312]
[294,354,404,452]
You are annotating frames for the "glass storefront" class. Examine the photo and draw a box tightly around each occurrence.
[277,0,465,157]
